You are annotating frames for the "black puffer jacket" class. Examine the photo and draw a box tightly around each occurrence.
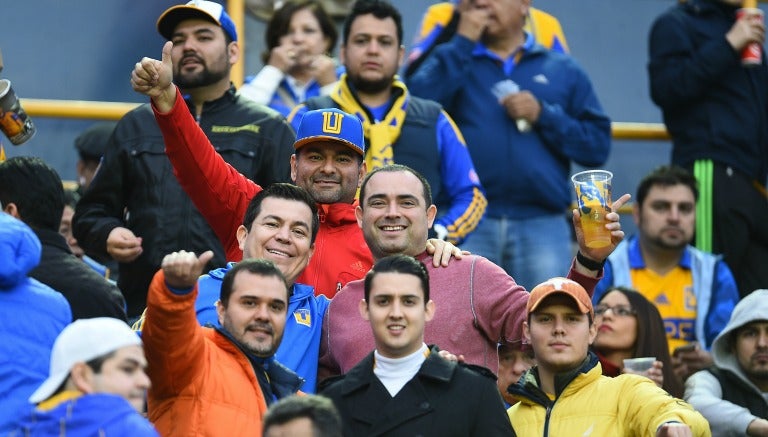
[73,85,295,317]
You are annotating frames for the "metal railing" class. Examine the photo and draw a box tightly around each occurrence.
[23,0,674,217]
[19,97,672,143]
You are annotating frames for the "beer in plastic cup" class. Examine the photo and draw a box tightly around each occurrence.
[0,79,36,145]
[623,357,656,374]
[737,7,764,66]
[571,170,613,249]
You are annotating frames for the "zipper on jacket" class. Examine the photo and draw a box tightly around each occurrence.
[543,403,553,436]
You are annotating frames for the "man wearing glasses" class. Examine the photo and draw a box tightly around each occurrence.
[593,166,739,381]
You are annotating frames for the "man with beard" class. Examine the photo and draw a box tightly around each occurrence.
[73,0,295,321]
[685,289,768,436]
[593,166,739,381]
[142,186,317,436]
[289,0,487,246]
[406,0,611,291]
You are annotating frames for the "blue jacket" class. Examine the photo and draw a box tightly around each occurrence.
[407,33,610,218]
[0,213,71,434]
[649,0,768,182]
[12,393,159,437]
[196,263,330,393]
[594,236,739,349]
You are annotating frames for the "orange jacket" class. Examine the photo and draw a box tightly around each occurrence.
[143,270,268,437]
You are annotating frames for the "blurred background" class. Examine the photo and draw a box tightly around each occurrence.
[1,0,750,235]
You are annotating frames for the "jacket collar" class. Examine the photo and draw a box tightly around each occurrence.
[317,200,359,227]
[339,345,455,396]
[33,228,73,255]
[213,326,304,396]
[510,351,600,404]
[181,83,239,116]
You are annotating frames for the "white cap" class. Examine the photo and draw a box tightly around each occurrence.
[29,317,142,404]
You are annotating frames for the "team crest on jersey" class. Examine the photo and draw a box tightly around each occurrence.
[293,309,311,327]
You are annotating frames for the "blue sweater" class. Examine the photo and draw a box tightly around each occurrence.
[0,213,71,434]
[407,33,610,218]
[196,263,330,393]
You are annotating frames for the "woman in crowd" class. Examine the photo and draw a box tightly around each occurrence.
[240,0,340,117]
[592,286,684,398]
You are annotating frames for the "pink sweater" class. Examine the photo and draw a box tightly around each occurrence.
[318,252,599,380]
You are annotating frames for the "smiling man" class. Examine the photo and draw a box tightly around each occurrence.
[508,277,709,436]
[289,0,487,246]
[131,35,463,302]
[141,184,320,436]
[319,163,632,382]
[685,289,768,436]
[593,166,739,381]
[320,255,514,436]
[74,0,295,320]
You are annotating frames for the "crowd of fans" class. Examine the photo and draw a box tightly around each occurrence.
[2,0,767,435]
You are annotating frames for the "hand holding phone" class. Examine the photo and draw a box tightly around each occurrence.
[673,343,698,355]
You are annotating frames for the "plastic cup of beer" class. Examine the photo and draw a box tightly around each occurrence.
[623,357,656,374]
[571,170,613,249]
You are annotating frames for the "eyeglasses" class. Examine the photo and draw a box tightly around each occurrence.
[594,305,636,317]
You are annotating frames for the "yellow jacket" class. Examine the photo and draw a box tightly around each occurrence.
[508,355,711,436]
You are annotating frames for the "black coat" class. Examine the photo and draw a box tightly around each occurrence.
[29,228,127,322]
[72,86,296,317]
[320,346,515,437]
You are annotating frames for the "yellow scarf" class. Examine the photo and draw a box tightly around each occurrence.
[330,74,409,170]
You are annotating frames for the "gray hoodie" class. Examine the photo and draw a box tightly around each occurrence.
[685,289,768,436]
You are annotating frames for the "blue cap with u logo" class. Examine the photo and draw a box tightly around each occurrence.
[293,108,365,156]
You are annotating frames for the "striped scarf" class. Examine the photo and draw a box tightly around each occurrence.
[330,74,409,170]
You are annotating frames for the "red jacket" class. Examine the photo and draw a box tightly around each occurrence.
[153,88,372,298]
[143,270,269,437]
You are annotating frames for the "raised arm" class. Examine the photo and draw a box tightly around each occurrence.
[571,193,631,281]
[648,11,763,108]
[131,42,263,261]
[143,250,214,399]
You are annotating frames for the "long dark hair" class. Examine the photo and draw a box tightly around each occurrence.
[598,286,684,398]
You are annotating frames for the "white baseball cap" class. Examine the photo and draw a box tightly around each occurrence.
[29,317,142,404]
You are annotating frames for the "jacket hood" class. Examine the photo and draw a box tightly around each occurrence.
[711,289,768,377]
[14,393,155,436]
[0,213,42,289]
[207,262,236,280]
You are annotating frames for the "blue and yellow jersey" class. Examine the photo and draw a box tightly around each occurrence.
[405,3,569,77]
[630,267,697,353]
